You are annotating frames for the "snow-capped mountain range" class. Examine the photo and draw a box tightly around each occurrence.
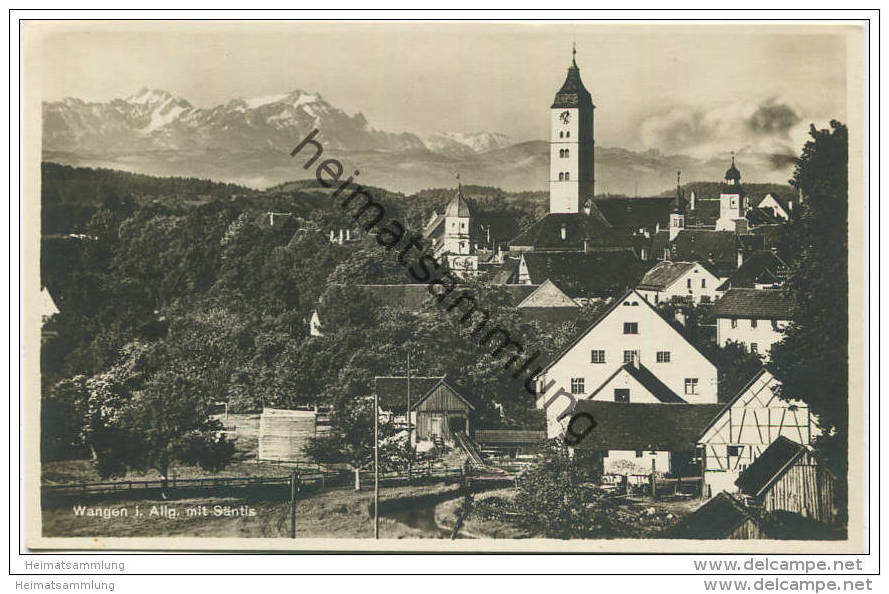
[43,88,509,156]
[42,88,793,194]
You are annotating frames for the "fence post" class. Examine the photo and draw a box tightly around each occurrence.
[290,469,298,539]
[650,458,657,500]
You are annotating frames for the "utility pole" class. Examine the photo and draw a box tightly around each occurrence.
[374,377,380,539]
[406,351,412,483]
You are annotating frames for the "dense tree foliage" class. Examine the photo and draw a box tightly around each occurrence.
[770,121,849,482]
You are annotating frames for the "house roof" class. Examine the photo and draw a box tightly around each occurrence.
[670,230,743,273]
[473,429,548,446]
[593,197,673,231]
[717,250,789,291]
[688,199,721,225]
[589,362,687,403]
[637,261,697,291]
[374,376,445,411]
[500,284,539,305]
[508,212,633,251]
[375,376,475,411]
[735,435,808,497]
[541,288,714,373]
[712,288,794,320]
[489,258,521,284]
[520,250,647,299]
[516,279,578,309]
[551,56,594,109]
[755,193,793,214]
[570,400,724,451]
[666,492,762,539]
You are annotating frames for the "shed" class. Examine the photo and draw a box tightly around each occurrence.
[735,436,837,526]
[375,376,475,445]
[667,491,766,539]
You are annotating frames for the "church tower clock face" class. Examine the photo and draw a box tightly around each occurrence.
[560,110,571,124]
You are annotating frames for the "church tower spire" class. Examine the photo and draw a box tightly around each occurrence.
[549,46,595,213]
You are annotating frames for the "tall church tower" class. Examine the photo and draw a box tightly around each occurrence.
[549,45,595,214]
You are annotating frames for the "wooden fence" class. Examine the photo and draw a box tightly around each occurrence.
[40,464,498,505]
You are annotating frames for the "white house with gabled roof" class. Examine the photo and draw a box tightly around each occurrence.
[636,260,723,305]
[535,289,718,437]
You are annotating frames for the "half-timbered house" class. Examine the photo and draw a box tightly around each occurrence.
[697,369,819,495]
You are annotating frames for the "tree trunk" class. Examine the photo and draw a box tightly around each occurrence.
[354,467,360,491]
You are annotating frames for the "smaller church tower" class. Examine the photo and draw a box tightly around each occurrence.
[442,175,472,255]
[715,154,749,233]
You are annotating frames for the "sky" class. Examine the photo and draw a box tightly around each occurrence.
[31,22,852,158]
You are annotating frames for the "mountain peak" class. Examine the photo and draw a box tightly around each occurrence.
[125,88,182,105]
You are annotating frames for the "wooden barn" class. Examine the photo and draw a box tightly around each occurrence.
[697,368,819,495]
[667,491,767,539]
[257,408,328,462]
[375,376,475,446]
[735,435,837,526]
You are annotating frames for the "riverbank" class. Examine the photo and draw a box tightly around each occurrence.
[436,488,532,539]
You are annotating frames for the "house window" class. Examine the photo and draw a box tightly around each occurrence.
[701,279,707,288]
[559,131,564,138]
[623,322,638,334]
[731,319,738,329]
[656,351,671,363]
[559,172,564,181]
[564,149,570,158]
[565,172,570,181]
[751,319,758,328]
[684,378,699,395]
[623,350,636,364]
[614,389,630,403]
[570,378,585,394]
[750,343,758,354]
[635,450,644,458]
[566,131,570,138]
[590,350,606,364]
[687,279,692,289]
[727,445,742,457]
